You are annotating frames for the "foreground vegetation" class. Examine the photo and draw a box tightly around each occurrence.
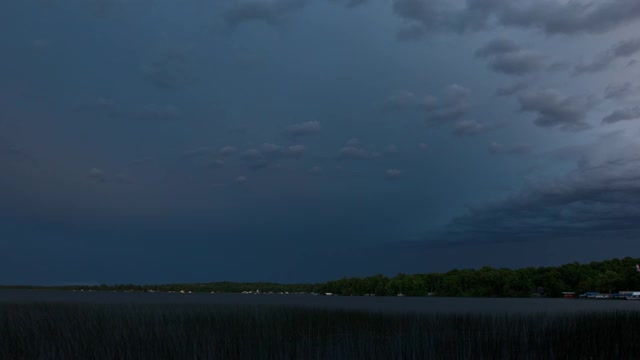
[1,303,639,359]
[4,257,640,297]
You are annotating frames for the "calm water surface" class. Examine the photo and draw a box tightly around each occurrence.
[1,290,639,314]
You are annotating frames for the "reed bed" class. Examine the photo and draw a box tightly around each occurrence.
[1,303,639,359]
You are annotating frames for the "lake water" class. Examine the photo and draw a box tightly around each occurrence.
[2,290,640,314]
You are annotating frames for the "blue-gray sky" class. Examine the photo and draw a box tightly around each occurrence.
[3,0,640,285]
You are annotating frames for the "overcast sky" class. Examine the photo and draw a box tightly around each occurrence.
[3,0,640,285]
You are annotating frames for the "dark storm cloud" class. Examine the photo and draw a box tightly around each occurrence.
[393,0,441,33]
[604,83,640,100]
[223,0,370,28]
[573,37,640,76]
[424,84,472,124]
[496,0,640,35]
[602,106,640,124]
[518,89,595,131]
[444,143,640,242]
[331,0,370,8]
[475,38,544,76]
[488,51,544,76]
[224,0,307,28]
[488,142,530,155]
[495,82,528,97]
[546,61,571,72]
[474,38,521,58]
[395,25,428,41]
[393,0,640,38]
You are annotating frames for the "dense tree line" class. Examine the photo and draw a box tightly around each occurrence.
[12,257,640,298]
[317,257,640,297]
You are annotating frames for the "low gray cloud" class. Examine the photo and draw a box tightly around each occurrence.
[495,82,528,97]
[453,120,495,136]
[331,0,369,8]
[518,89,594,131]
[444,140,640,242]
[489,50,544,76]
[382,90,418,111]
[604,82,640,100]
[87,168,133,184]
[219,146,238,157]
[382,90,438,112]
[602,106,640,124]
[140,49,192,90]
[309,165,322,173]
[113,174,134,184]
[385,168,403,179]
[181,147,210,159]
[242,148,262,160]
[285,121,321,137]
[383,144,399,155]
[285,144,307,157]
[573,37,640,76]
[261,143,284,156]
[88,168,106,182]
[392,0,440,33]
[241,148,270,171]
[339,146,370,160]
[474,38,522,58]
[224,0,307,28]
[424,84,472,124]
[135,104,179,122]
[395,24,427,41]
[393,0,640,39]
[488,142,530,155]
[209,159,225,168]
[345,138,361,147]
[78,96,121,119]
[476,38,544,76]
[128,157,153,167]
[546,61,571,72]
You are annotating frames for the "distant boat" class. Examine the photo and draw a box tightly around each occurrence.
[625,292,640,300]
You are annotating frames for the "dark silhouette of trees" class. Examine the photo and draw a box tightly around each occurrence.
[9,257,640,298]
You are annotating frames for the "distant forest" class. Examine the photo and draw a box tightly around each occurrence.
[5,257,640,297]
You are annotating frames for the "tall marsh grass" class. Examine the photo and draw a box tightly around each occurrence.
[1,303,639,359]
